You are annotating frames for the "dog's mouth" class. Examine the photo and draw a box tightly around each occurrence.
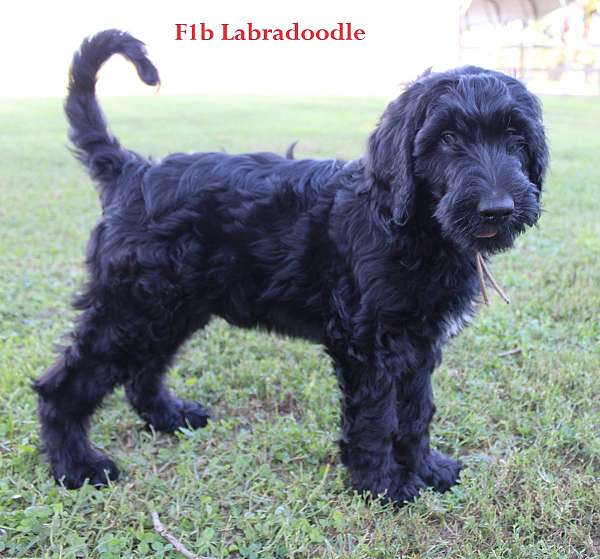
[474,228,498,239]
[472,223,516,254]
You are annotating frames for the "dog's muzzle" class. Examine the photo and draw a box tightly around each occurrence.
[475,192,514,239]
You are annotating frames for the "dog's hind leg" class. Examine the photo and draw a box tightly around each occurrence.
[33,290,208,488]
[34,305,132,489]
[123,314,210,433]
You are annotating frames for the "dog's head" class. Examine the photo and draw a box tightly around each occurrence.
[365,66,548,254]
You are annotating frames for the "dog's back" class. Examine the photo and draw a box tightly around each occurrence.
[139,151,344,220]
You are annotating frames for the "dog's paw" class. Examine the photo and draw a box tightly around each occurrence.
[147,399,209,433]
[420,450,462,493]
[179,400,210,430]
[51,451,119,489]
[386,469,428,505]
[356,466,427,506]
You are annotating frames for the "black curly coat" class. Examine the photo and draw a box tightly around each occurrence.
[34,30,548,502]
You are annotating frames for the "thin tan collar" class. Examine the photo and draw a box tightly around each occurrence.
[476,252,510,305]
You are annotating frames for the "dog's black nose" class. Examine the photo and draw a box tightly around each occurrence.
[478,195,514,220]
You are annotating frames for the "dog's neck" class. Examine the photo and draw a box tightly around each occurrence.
[395,204,510,306]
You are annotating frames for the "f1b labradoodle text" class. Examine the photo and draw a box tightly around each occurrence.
[174,22,367,42]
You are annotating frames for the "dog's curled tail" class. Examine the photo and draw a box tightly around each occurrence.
[65,29,160,186]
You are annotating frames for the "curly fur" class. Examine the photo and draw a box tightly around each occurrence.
[33,30,548,501]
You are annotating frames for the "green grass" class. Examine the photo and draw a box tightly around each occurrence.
[1,94,599,559]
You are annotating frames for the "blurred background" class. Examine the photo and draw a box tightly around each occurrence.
[2,0,599,99]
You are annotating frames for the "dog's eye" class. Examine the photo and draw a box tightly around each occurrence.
[508,139,527,154]
[507,130,526,154]
[441,132,457,145]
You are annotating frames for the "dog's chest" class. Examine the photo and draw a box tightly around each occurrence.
[409,264,479,346]
[440,308,475,343]
[424,260,480,345]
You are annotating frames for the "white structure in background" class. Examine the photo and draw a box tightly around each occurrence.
[463,0,562,25]
[461,0,600,94]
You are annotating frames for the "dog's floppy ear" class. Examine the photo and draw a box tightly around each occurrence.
[364,82,429,226]
[500,76,549,192]
[524,99,548,192]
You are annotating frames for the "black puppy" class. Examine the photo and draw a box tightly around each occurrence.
[34,30,548,502]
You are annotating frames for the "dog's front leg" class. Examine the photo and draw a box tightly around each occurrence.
[391,351,462,494]
[333,335,461,504]
[333,352,427,505]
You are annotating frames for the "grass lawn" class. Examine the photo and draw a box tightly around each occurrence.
[0,93,599,559]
